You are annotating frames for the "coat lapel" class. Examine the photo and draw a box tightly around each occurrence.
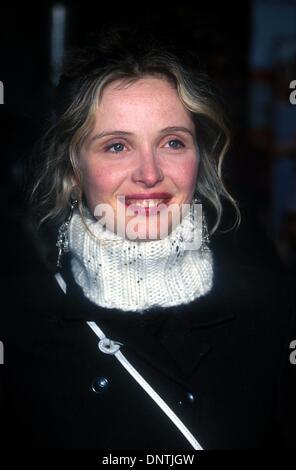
[58,254,237,389]
[159,300,236,379]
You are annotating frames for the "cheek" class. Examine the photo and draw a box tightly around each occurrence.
[172,155,199,192]
[81,162,123,202]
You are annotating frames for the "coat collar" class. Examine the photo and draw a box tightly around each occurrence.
[55,253,237,388]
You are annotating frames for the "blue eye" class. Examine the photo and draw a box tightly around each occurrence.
[106,143,125,153]
[167,139,185,149]
[105,139,185,153]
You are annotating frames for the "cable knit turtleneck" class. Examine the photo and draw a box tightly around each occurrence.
[68,205,214,313]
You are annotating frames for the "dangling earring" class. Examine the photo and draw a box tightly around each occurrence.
[56,195,79,269]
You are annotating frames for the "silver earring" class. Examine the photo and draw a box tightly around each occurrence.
[56,198,78,268]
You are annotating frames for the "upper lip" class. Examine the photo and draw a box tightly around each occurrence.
[122,192,173,200]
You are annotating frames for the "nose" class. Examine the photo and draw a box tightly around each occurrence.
[131,149,164,187]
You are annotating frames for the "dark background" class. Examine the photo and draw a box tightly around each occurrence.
[0,1,295,277]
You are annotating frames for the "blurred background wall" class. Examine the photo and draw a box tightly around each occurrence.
[248,0,296,270]
[0,0,295,276]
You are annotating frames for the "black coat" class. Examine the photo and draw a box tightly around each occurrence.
[0,251,295,450]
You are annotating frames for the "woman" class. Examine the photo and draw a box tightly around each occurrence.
[0,26,295,450]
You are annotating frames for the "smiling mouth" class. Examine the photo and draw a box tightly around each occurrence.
[122,197,172,215]
[126,198,170,208]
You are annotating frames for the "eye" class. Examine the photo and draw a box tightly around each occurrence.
[105,142,126,153]
[165,139,185,149]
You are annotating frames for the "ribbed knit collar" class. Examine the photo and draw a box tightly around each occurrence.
[68,205,214,312]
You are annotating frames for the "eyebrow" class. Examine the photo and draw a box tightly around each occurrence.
[88,126,195,145]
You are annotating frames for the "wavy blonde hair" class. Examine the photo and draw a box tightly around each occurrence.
[29,28,241,236]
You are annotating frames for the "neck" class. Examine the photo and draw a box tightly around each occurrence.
[68,205,214,312]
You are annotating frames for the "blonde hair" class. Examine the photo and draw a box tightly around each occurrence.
[29,29,241,236]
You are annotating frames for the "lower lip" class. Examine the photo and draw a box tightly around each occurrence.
[125,199,172,216]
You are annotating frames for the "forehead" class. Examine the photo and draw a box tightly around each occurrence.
[95,76,193,124]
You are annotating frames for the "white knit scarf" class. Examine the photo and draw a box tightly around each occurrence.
[68,205,214,312]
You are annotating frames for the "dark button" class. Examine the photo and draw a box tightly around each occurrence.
[178,391,196,406]
[186,392,195,403]
[91,377,109,394]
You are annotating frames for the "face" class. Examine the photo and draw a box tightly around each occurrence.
[78,76,199,240]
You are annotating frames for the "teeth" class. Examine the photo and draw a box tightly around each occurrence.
[127,199,167,208]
